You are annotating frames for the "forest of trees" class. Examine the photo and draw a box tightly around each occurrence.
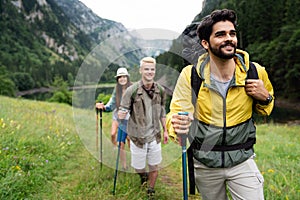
[0,0,299,103]
[157,0,300,101]
[0,0,90,97]
[0,0,122,98]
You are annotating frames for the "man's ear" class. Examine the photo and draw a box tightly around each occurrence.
[201,40,209,50]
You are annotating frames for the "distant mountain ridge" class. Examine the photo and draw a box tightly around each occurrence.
[0,0,172,97]
[52,0,172,62]
[53,0,126,41]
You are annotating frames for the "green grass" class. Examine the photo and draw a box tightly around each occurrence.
[255,124,300,199]
[0,96,299,199]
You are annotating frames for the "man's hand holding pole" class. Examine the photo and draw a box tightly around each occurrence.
[172,111,192,200]
[171,112,192,145]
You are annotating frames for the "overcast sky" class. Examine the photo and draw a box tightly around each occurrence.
[79,0,204,39]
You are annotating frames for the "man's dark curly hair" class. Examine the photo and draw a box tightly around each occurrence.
[197,9,237,42]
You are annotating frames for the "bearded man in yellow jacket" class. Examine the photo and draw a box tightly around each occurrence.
[167,9,274,200]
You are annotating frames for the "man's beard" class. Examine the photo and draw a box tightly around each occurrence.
[209,41,236,59]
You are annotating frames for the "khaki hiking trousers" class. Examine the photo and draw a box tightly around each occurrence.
[194,154,264,200]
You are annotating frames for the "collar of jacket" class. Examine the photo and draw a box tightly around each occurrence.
[136,80,160,95]
[195,49,250,86]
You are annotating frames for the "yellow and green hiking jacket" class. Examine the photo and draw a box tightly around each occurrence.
[166,49,274,168]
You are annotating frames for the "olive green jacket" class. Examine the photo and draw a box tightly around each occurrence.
[120,80,166,148]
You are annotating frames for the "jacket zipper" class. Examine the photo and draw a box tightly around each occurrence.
[221,86,232,167]
[221,95,227,168]
[206,83,229,168]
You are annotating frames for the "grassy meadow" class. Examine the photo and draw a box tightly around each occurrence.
[0,96,299,199]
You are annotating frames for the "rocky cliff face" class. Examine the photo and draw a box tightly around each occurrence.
[52,0,127,42]
[53,0,174,66]
[3,0,172,77]
[52,0,147,66]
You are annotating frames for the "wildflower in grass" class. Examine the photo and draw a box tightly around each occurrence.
[11,165,22,171]
[268,169,275,173]
[10,120,15,126]
[278,190,282,195]
[270,184,276,191]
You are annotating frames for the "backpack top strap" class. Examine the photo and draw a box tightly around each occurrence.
[156,83,164,97]
[155,83,164,106]
[235,53,258,80]
[247,62,259,79]
[131,82,140,99]
[247,62,259,107]
[191,65,202,106]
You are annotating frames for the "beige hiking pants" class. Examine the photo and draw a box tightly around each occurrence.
[194,155,264,200]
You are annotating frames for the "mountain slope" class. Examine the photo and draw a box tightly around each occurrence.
[0,0,142,96]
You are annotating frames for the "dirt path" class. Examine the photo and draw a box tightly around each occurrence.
[160,161,201,200]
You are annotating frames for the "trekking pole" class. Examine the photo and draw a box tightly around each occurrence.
[112,119,124,195]
[99,107,103,170]
[178,112,188,200]
[95,107,99,152]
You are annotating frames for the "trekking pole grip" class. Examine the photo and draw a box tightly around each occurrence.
[178,111,189,200]
[99,101,103,115]
[178,111,189,146]
[95,100,103,114]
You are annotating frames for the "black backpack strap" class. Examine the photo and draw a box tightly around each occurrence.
[188,65,202,195]
[191,65,202,105]
[247,62,259,106]
[247,62,258,79]
[187,147,195,194]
